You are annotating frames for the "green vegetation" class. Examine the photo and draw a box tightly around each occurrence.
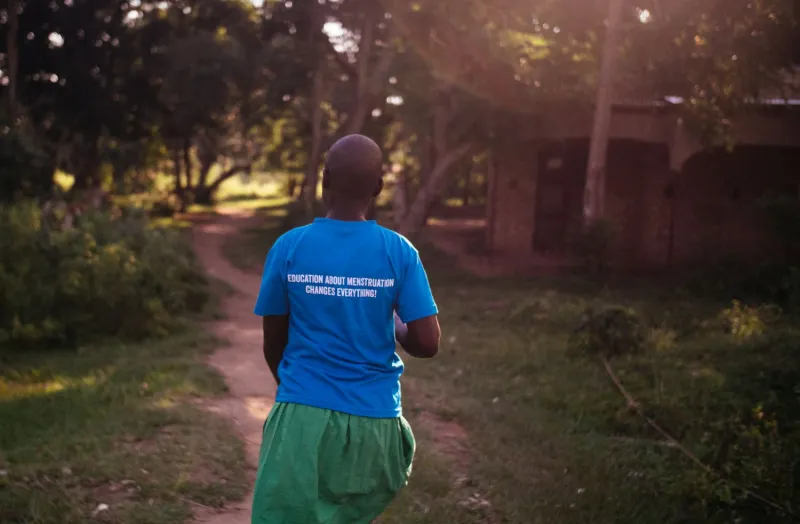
[3,0,799,521]
[0,330,248,524]
[0,199,248,523]
[224,215,800,524]
[0,202,209,347]
[404,248,800,523]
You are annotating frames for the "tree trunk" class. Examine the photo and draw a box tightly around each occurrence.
[192,134,220,204]
[397,142,473,236]
[6,1,20,121]
[303,70,325,215]
[335,18,396,139]
[195,164,252,204]
[393,169,409,229]
[171,148,187,210]
[462,168,471,206]
[583,0,623,224]
[182,139,194,191]
[425,85,452,216]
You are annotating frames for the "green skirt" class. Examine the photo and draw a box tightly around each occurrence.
[251,402,416,524]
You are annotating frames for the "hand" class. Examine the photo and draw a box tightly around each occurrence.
[394,311,408,342]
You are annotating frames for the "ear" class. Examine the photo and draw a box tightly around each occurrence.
[322,167,330,189]
[373,177,384,198]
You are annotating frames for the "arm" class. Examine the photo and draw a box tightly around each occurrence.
[394,243,440,359]
[263,315,289,385]
[253,236,290,383]
[395,311,440,358]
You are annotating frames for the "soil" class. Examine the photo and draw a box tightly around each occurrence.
[188,209,485,523]
[191,209,276,524]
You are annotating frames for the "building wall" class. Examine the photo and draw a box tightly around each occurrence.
[487,141,538,255]
[669,146,800,266]
[604,141,672,268]
[489,139,800,269]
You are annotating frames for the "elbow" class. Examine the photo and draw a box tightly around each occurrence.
[416,343,439,359]
[411,336,439,358]
[404,317,441,359]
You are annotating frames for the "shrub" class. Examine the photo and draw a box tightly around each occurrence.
[0,124,53,201]
[571,305,646,358]
[0,201,209,347]
[716,300,780,340]
[663,402,800,523]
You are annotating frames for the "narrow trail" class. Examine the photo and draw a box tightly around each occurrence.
[188,209,489,523]
[191,210,275,524]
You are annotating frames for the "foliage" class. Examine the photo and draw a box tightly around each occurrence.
[666,403,798,523]
[0,201,208,347]
[571,305,646,358]
[717,300,777,340]
[627,0,797,146]
[0,120,53,201]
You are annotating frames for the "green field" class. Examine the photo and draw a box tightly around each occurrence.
[224,202,800,524]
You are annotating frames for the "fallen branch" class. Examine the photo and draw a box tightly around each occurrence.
[180,497,215,511]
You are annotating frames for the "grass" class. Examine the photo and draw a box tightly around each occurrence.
[218,199,291,272]
[399,247,800,523]
[0,285,246,524]
[221,202,800,524]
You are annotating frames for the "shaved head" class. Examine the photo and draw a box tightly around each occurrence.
[323,134,384,202]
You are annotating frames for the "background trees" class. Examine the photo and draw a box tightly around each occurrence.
[0,0,796,213]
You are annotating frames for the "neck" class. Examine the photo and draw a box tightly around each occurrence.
[326,208,367,221]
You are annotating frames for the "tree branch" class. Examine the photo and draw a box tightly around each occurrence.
[207,163,252,192]
[397,141,474,235]
[325,37,358,78]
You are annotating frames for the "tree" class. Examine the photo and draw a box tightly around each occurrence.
[289,0,399,212]
[152,0,311,205]
[384,0,590,235]
[583,0,624,224]
[623,0,797,143]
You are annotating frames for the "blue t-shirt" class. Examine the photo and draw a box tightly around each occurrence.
[253,218,438,419]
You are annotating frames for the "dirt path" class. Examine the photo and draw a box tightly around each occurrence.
[191,210,275,524]
[188,210,490,523]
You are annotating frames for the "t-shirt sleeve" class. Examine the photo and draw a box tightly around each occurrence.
[395,246,438,323]
[253,236,289,316]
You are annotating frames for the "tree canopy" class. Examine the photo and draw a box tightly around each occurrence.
[0,0,796,210]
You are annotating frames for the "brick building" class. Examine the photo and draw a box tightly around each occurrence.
[485,100,800,269]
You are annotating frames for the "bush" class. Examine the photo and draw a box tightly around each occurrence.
[0,201,209,347]
[0,125,53,202]
[571,305,646,358]
[716,300,781,340]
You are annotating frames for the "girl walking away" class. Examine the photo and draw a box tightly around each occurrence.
[252,134,441,524]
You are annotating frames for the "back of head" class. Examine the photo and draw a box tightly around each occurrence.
[323,135,384,208]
